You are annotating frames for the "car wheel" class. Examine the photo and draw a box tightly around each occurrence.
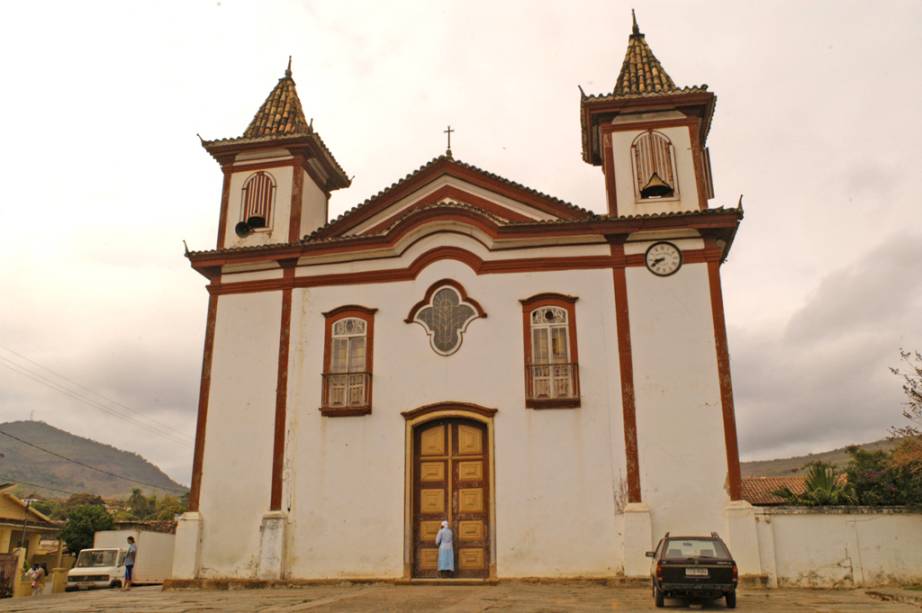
[726,590,737,609]
[654,586,665,608]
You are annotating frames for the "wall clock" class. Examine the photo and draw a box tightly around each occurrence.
[644,241,682,277]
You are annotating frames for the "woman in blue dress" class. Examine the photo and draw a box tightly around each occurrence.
[435,520,454,577]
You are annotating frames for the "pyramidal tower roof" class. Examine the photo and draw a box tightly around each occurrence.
[612,10,679,97]
[243,58,311,138]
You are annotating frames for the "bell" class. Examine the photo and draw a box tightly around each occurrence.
[640,172,674,199]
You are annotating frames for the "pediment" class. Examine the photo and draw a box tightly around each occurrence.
[312,156,593,239]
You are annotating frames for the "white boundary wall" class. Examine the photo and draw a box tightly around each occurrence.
[730,505,922,587]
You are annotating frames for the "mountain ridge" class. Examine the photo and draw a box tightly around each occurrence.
[0,420,186,498]
[741,438,900,477]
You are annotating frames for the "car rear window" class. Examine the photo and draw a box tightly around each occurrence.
[663,539,730,560]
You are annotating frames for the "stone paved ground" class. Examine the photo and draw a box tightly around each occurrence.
[0,583,919,612]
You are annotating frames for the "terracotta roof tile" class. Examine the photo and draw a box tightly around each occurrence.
[741,476,807,506]
[243,63,310,139]
[613,11,680,97]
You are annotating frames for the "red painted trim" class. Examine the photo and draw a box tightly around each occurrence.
[611,241,641,503]
[706,250,742,500]
[289,162,304,243]
[404,279,488,323]
[602,132,618,216]
[520,294,581,410]
[362,184,534,234]
[189,289,220,512]
[320,306,376,417]
[400,402,498,420]
[270,265,295,510]
[599,118,694,135]
[188,210,741,271]
[321,304,379,318]
[216,168,232,250]
[314,158,586,238]
[689,119,708,210]
[210,248,614,296]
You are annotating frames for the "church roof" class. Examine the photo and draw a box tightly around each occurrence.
[613,10,678,97]
[243,60,310,138]
[200,61,350,190]
[309,155,597,239]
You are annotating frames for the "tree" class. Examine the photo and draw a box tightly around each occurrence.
[846,446,922,506]
[53,493,106,520]
[890,349,922,471]
[60,505,114,554]
[154,495,185,520]
[773,462,855,506]
[126,488,155,520]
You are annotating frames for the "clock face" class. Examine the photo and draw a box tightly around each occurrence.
[644,241,682,277]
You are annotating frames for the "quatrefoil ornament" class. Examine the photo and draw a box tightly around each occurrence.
[405,279,487,356]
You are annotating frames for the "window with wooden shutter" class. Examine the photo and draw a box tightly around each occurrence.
[321,306,376,416]
[519,294,580,409]
[240,172,276,229]
[631,130,678,200]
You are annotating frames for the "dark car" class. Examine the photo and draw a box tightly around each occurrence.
[646,532,738,608]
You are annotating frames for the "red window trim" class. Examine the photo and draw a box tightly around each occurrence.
[320,305,377,417]
[519,293,580,409]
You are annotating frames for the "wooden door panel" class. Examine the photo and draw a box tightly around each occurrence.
[458,548,485,569]
[419,461,445,482]
[457,424,482,455]
[414,419,489,579]
[458,488,483,513]
[458,520,484,541]
[457,461,483,481]
[420,488,445,514]
[420,426,446,456]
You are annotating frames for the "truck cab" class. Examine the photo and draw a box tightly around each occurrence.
[66,548,126,590]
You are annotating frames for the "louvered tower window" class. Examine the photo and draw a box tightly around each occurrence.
[240,172,276,229]
[631,131,678,200]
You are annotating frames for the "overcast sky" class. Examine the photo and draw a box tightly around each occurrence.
[1,1,919,487]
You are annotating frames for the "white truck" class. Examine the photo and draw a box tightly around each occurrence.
[66,529,175,590]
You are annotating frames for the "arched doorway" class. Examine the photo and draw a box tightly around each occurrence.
[402,404,496,580]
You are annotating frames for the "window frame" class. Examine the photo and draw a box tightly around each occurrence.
[240,171,277,232]
[320,305,377,417]
[630,130,680,203]
[519,293,580,409]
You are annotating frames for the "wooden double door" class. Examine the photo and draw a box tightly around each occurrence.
[413,419,490,578]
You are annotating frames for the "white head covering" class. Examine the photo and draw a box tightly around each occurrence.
[441,520,448,528]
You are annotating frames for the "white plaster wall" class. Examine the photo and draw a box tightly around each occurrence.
[755,509,922,587]
[627,258,729,539]
[198,291,281,578]
[284,253,626,578]
[299,170,328,238]
[611,124,701,217]
[223,165,294,249]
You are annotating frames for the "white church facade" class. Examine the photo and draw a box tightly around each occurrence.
[172,17,750,582]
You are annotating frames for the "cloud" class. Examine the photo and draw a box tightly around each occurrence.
[734,234,922,461]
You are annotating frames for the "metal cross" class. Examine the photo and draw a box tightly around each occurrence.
[444,125,454,157]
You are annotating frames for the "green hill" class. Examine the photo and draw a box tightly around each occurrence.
[741,438,901,477]
[0,420,186,498]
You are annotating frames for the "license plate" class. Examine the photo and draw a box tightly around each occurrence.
[685,568,709,577]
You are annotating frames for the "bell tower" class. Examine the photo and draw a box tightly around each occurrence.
[580,11,716,217]
[200,60,351,249]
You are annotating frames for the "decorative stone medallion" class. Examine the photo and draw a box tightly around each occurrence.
[405,280,486,356]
